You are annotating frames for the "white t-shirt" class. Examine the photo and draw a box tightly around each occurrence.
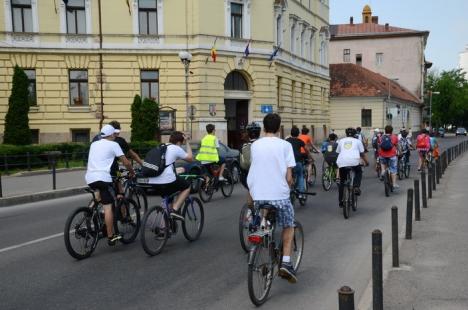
[148,144,188,184]
[85,139,124,184]
[247,137,296,201]
[336,137,364,168]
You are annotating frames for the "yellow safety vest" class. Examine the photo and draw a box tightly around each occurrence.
[196,134,219,162]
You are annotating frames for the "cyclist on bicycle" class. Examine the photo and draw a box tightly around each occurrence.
[430,131,440,160]
[416,129,431,171]
[398,129,413,166]
[356,127,368,152]
[196,124,226,181]
[247,113,298,283]
[378,125,399,188]
[144,131,193,221]
[240,122,261,207]
[322,133,339,180]
[298,126,320,184]
[85,124,135,245]
[286,126,306,198]
[336,128,369,207]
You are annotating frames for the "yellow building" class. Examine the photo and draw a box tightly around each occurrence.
[0,0,330,147]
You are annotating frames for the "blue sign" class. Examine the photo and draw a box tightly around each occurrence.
[261,105,273,114]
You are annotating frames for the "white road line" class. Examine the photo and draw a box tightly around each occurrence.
[0,232,63,254]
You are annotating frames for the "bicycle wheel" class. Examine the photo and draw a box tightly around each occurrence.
[199,178,214,203]
[64,207,98,260]
[308,163,317,186]
[343,186,350,219]
[115,199,141,244]
[376,161,381,178]
[182,197,204,241]
[221,169,234,198]
[397,160,404,180]
[384,172,391,197]
[404,162,411,178]
[322,166,332,191]
[239,204,256,253]
[131,187,148,215]
[291,221,304,272]
[351,190,358,212]
[140,206,169,256]
[247,245,274,306]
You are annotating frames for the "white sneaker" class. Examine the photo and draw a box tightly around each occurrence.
[218,176,226,181]
[393,184,400,189]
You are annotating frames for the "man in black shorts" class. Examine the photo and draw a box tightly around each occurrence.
[86,124,135,245]
[144,131,193,220]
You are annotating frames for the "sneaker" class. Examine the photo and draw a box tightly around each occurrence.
[279,262,297,283]
[170,209,185,221]
[107,234,122,246]
[393,184,400,189]
[218,176,226,182]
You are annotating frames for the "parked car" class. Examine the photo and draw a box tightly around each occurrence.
[438,127,445,138]
[175,141,241,183]
[455,127,467,136]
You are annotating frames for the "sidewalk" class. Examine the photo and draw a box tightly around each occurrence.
[383,154,468,309]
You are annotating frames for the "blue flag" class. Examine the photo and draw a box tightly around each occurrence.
[268,46,280,61]
[244,41,250,58]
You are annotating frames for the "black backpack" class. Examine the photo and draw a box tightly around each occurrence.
[141,144,169,177]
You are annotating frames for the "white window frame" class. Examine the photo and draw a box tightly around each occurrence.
[131,0,164,45]
[4,0,39,46]
[59,0,91,35]
[376,52,384,66]
[4,0,39,33]
[224,0,251,40]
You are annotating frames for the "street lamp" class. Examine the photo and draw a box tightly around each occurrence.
[384,78,399,127]
[428,91,440,131]
[179,51,192,135]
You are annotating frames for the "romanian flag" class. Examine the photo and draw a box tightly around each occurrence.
[210,47,217,62]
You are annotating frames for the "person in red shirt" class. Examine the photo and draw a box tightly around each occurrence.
[378,125,399,188]
[298,127,321,184]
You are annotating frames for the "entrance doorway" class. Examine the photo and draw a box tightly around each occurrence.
[225,99,248,150]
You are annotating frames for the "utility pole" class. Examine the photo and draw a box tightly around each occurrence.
[98,0,104,129]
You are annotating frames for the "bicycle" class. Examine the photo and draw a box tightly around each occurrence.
[322,160,337,191]
[397,152,411,180]
[340,167,359,219]
[381,161,394,197]
[247,205,304,306]
[375,157,382,178]
[64,188,141,260]
[304,155,317,187]
[140,175,204,256]
[198,163,234,203]
[119,169,148,215]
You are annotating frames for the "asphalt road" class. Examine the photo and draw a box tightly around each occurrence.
[0,136,465,310]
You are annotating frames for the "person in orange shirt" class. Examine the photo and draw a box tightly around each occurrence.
[298,126,321,184]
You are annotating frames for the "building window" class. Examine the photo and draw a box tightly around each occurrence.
[66,0,86,34]
[343,49,351,62]
[277,76,282,108]
[30,129,39,144]
[69,70,88,106]
[300,28,306,58]
[231,3,243,38]
[11,0,33,32]
[139,0,158,35]
[24,69,36,106]
[361,109,372,127]
[356,54,362,66]
[309,31,315,61]
[224,71,248,91]
[290,22,296,53]
[71,129,90,143]
[376,53,384,66]
[140,70,160,102]
[276,14,282,45]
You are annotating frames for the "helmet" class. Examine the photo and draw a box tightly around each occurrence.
[345,127,357,137]
[246,122,261,139]
[401,130,408,138]
[374,128,380,133]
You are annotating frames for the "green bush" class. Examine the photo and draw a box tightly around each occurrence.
[130,95,143,142]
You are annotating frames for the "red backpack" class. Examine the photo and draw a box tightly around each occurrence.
[416,134,430,149]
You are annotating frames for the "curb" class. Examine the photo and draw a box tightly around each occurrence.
[0,186,87,207]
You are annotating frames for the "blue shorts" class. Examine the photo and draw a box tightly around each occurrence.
[379,156,397,174]
[254,199,295,228]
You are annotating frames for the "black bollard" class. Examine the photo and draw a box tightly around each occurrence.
[372,230,383,310]
[405,189,413,240]
[421,170,428,208]
[338,286,355,310]
[52,159,57,190]
[392,206,399,267]
[428,167,432,199]
[436,159,440,184]
[414,179,421,221]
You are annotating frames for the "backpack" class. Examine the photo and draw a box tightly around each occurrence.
[379,135,393,151]
[141,144,169,177]
[240,142,252,170]
[416,134,430,149]
[372,135,379,149]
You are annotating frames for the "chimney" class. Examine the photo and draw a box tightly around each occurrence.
[372,16,379,24]
[350,16,354,25]
[385,23,389,31]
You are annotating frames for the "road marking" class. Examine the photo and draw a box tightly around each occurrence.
[0,232,63,254]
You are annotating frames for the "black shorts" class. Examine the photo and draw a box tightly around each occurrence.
[149,177,190,197]
[88,181,114,204]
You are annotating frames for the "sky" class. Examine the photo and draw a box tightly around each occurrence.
[330,0,468,72]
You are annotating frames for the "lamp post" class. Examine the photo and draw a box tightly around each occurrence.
[384,78,399,127]
[178,51,192,135]
[428,91,440,131]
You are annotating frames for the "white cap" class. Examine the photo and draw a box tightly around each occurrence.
[374,128,380,132]
[100,124,115,137]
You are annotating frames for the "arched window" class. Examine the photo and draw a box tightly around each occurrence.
[224,71,249,90]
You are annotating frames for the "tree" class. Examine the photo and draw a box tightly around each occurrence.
[136,97,159,141]
[130,95,143,142]
[3,66,32,145]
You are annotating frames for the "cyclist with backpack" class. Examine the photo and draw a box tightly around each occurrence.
[378,125,399,188]
[239,122,261,206]
[140,131,193,221]
[416,129,431,171]
[322,133,340,180]
[398,129,413,167]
